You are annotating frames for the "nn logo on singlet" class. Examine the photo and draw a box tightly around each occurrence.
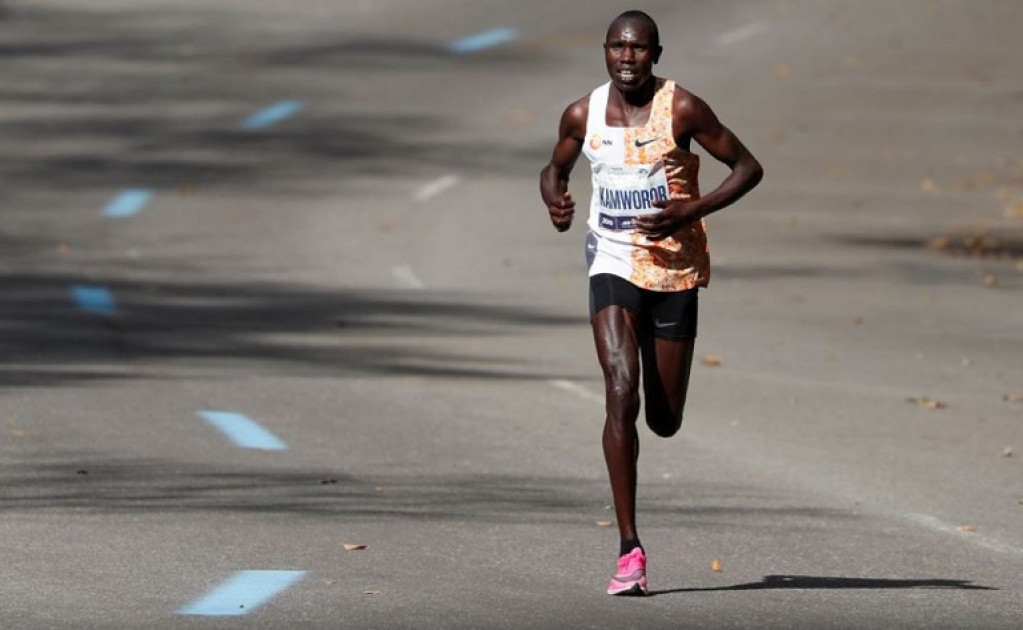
[589,134,614,150]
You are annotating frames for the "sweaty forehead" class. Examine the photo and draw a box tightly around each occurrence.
[605,19,654,43]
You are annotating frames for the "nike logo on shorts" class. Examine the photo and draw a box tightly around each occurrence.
[654,319,678,328]
[634,138,658,147]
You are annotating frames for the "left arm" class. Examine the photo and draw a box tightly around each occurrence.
[636,91,763,240]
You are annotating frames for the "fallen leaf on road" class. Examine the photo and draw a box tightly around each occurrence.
[1002,447,1014,458]
[957,525,976,533]
[595,520,613,528]
[363,589,381,595]
[926,236,951,251]
[702,355,723,367]
[981,274,998,288]
[775,63,791,78]
[907,397,947,410]
[502,108,534,127]
[711,559,723,572]
[770,122,786,144]
[341,544,367,551]
[920,178,939,194]
[10,429,27,439]
[1003,392,1022,403]
[1004,201,1023,219]
[57,242,71,256]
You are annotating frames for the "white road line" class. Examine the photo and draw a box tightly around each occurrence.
[904,513,1023,558]
[716,22,767,47]
[413,174,461,203]
[550,378,1023,559]
[392,264,425,289]
[549,379,603,405]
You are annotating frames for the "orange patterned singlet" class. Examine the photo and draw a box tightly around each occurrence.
[582,80,710,291]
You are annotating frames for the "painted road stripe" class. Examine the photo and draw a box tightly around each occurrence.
[448,27,518,54]
[392,264,425,289]
[70,285,117,316]
[241,101,304,129]
[549,379,603,404]
[103,189,152,218]
[413,174,461,202]
[177,570,306,616]
[198,410,288,451]
[904,513,1023,558]
[716,22,767,47]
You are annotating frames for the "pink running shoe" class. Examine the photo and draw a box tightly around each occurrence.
[606,547,648,596]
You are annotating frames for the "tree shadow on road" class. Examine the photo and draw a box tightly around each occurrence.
[0,271,585,387]
[650,574,997,595]
[1,453,853,530]
[0,2,547,200]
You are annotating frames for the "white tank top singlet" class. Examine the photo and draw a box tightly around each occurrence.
[582,80,710,292]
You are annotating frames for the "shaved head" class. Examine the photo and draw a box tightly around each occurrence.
[607,10,660,49]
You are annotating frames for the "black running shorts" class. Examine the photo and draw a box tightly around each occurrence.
[588,273,699,340]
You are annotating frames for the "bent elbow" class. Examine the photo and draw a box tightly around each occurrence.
[747,160,764,189]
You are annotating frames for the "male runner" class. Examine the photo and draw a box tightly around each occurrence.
[539,10,762,596]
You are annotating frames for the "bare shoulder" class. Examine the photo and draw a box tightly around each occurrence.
[560,94,590,139]
[671,84,719,136]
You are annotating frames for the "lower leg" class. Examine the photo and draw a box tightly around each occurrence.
[592,307,645,553]
[603,410,641,548]
[643,336,695,438]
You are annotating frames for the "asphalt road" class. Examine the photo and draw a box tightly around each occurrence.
[1,1,1021,628]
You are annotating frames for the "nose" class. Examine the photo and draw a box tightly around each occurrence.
[620,46,635,62]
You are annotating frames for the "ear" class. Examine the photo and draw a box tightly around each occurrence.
[653,45,663,64]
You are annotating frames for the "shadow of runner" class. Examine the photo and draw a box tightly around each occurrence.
[650,575,997,595]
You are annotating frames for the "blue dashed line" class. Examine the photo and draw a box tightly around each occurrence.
[177,570,306,616]
[241,101,304,129]
[70,285,117,316]
[198,410,288,451]
[448,27,519,54]
[103,189,152,218]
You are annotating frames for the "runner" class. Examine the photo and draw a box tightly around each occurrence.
[539,9,763,596]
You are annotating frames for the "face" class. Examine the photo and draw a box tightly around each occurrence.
[603,20,661,92]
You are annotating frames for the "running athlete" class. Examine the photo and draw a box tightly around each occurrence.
[539,10,763,596]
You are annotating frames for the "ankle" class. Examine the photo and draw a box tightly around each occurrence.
[620,538,643,557]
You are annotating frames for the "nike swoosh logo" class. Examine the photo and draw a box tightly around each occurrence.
[654,319,678,328]
[634,138,658,147]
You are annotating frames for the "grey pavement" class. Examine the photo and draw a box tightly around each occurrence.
[1,0,1021,628]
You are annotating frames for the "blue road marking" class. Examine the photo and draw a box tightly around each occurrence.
[70,285,117,316]
[177,570,306,616]
[241,101,304,129]
[198,410,288,451]
[103,189,152,218]
[448,27,519,54]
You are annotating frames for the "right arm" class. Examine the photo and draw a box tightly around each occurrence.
[539,98,587,232]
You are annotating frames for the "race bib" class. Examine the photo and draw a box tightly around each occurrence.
[594,163,669,231]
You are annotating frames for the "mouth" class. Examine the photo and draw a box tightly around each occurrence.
[616,67,638,82]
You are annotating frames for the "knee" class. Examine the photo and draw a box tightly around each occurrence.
[646,407,684,438]
[605,380,640,413]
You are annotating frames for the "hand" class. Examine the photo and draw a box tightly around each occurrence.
[635,196,700,241]
[548,192,575,232]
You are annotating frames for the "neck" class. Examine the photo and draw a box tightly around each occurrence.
[613,76,658,108]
